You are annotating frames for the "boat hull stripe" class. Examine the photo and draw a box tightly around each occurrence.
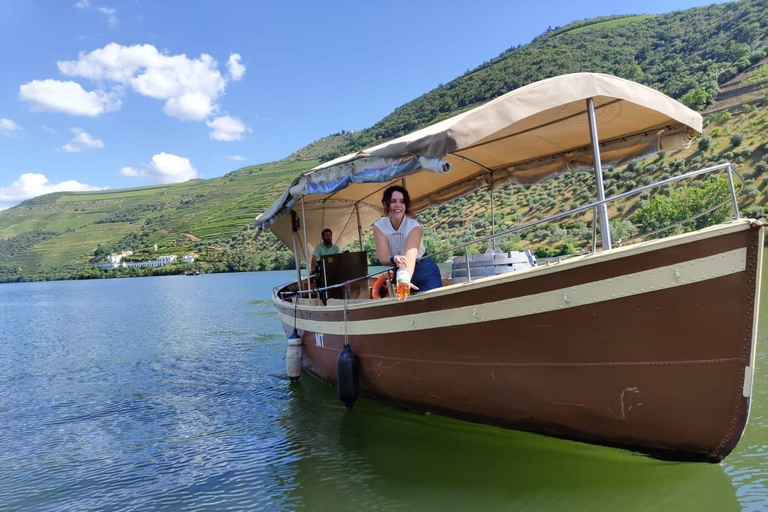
[278,248,747,335]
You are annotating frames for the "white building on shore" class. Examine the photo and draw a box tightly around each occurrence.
[93,250,134,269]
[124,255,177,268]
[156,255,177,265]
[94,254,177,269]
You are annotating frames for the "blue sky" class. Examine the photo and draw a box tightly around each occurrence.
[0,0,728,209]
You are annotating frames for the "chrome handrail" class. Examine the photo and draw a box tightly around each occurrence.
[618,170,743,245]
[277,267,392,299]
[425,162,744,262]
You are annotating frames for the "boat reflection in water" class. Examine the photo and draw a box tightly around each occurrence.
[279,376,740,512]
[257,73,763,462]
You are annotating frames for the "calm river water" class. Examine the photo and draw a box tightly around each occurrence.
[1,262,767,511]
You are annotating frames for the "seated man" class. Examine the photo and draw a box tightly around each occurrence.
[310,228,341,270]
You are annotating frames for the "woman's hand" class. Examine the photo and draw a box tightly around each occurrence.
[393,256,419,301]
[396,281,419,301]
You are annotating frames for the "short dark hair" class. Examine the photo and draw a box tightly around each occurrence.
[321,228,332,236]
[381,185,412,216]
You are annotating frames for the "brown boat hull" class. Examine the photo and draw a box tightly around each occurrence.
[275,221,764,461]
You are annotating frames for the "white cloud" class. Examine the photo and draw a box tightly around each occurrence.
[118,166,143,177]
[118,153,197,184]
[0,118,23,137]
[226,155,247,161]
[227,54,245,81]
[60,143,81,153]
[57,43,230,121]
[163,92,216,121]
[71,127,105,148]
[0,173,106,210]
[57,127,105,152]
[97,7,118,27]
[74,0,89,8]
[19,79,121,117]
[206,115,250,141]
[41,125,58,135]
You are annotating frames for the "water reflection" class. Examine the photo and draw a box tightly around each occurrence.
[280,375,739,512]
[722,267,768,512]
[0,267,765,511]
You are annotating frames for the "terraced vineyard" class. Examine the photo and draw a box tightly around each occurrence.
[0,159,316,279]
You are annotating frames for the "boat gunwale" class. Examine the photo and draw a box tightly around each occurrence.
[273,218,758,313]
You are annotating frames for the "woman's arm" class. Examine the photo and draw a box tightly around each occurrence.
[399,226,422,278]
[373,225,392,265]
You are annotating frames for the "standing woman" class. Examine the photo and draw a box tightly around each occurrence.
[373,185,442,294]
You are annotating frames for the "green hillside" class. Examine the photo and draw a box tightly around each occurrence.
[320,0,767,160]
[0,160,315,281]
[1,0,767,282]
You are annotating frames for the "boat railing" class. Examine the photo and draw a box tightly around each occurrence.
[278,162,744,301]
[427,162,743,263]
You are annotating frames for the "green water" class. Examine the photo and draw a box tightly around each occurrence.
[0,259,766,511]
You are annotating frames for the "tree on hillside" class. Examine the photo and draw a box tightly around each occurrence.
[680,88,711,111]
[633,177,731,236]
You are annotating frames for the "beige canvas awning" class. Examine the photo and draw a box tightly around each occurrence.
[256,72,702,261]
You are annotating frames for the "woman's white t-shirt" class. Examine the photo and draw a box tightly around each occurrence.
[374,216,425,259]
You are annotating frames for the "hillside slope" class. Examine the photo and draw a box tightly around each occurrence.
[321,0,767,160]
[0,160,315,281]
[1,0,767,282]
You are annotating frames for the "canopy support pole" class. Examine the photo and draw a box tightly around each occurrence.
[321,201,326,232]
[726,164,740,220]
[490,175,496,250]
[586,98,612,251]
[300,198,312,300]
[355,203,364,251]
[290,211,302,293]
[591,206,598,254]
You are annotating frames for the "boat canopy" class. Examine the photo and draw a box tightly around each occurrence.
[255,72,702,261]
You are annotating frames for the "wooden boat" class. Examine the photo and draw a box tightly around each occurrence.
[255,73,764,462]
